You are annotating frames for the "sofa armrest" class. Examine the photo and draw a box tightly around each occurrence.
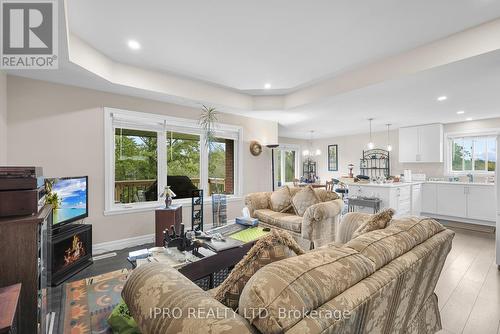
[337,212,373,244]
[244,192,271,217]
[122,263,256,334]
[301,199,343,247]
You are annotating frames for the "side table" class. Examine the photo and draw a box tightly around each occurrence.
[155,205,182,246]
[348,197,382,214]
[0,283,21,334]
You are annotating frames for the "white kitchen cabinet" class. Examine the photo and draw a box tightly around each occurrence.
[437,184,467,217]
[411,183,422,215]
[421,182,495,225]
[466,185,496,221]
[398,126,419,163]
[421,183,437,214]
[399,124,443,163]
[392,185,411,215]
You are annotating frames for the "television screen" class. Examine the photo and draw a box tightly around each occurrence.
[46,176,88,226]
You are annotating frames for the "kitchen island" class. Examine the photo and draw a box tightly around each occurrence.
[347,182,423,216]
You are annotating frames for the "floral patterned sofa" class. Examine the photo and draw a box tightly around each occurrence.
[245,186,344,249]
[122,214,454,334]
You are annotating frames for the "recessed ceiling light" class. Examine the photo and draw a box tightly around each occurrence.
[437,96,447,102]
[456,110,465,115]
[264,83,271,89]
[127,40,141,50]
[466,117,473,121]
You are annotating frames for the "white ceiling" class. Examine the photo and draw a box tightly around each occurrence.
[275,49,500,139]
[67,0,500,92]
[7,1,500,140]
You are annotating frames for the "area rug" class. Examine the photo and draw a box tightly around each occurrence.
[62,268,130,334]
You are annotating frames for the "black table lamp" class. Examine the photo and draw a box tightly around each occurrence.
[266,144,279,191]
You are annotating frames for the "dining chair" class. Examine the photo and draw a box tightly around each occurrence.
[325,180,334,192]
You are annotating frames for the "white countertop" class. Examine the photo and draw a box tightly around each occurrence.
[425,181,495,186]
[348,181,494,187]
[347,181,422,188]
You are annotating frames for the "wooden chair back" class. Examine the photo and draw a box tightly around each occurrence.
[325,180,334,192]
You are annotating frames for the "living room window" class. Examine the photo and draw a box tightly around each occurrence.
[104,108,242,214]
[114,128,159,204]
[448,135,496,174]
[166,131,201,199]
[209,137,235,195]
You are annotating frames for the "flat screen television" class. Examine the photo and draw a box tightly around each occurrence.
[45,176,88,227]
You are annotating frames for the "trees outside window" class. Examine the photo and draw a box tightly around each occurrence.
[274,146,299,187]
[451,136,496,173]
[114,128,158,204]
[209,138,234,195]
[106,109,241,213]
[167,131,200,199]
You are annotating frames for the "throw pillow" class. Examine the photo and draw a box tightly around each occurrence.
[291,185,320,216]
[214,229,305,310]
[270,186,292,212]
[351,208,395,239]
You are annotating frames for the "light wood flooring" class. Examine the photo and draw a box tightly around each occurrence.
[436,226,499,334]
[47,225,498,333]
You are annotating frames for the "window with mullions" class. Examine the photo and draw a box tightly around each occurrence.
[208,137,235,195]
[114,128,158,204]
[274,147,299,187]
[450,136,496,173]
[105,108,241,214]
[166,131,201,199]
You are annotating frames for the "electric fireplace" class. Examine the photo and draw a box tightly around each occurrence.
[48,224,92,286]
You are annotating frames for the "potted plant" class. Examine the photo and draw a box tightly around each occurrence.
[199,105,218,149]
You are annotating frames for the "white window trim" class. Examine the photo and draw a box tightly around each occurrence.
[445,130,499,176]
[104,107,243,215]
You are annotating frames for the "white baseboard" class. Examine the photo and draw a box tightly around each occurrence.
[421,212,496,227]
[92,233,154,255]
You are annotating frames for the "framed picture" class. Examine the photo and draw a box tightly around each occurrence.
[328,145,338,171]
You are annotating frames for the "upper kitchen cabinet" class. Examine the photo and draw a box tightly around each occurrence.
[398,124,443,163]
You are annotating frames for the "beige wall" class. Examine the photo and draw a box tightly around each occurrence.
[280,118,500,181]
[7,76,277,244]
[0,72,6,164]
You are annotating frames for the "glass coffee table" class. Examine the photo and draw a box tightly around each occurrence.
[127,222,271,290]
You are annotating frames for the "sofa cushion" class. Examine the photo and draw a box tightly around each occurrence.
[238,246,375,333]
[351,208,395,239]
[214,230,305,310]
[345,217,445,270]
[291,186,320,216]
[314,188,340,202]
[270,186,292,212]
[254,209,302,233]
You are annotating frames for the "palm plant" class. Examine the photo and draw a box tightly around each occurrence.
[199,105,218,149]
[44,179,61,209]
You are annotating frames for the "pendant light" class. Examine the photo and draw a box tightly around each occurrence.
[302,130,321,157]
[386,124,393,152]
[367,118,374,149]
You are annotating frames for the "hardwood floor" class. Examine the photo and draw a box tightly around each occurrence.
[436,227,500,334]
[47,226,498,334]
